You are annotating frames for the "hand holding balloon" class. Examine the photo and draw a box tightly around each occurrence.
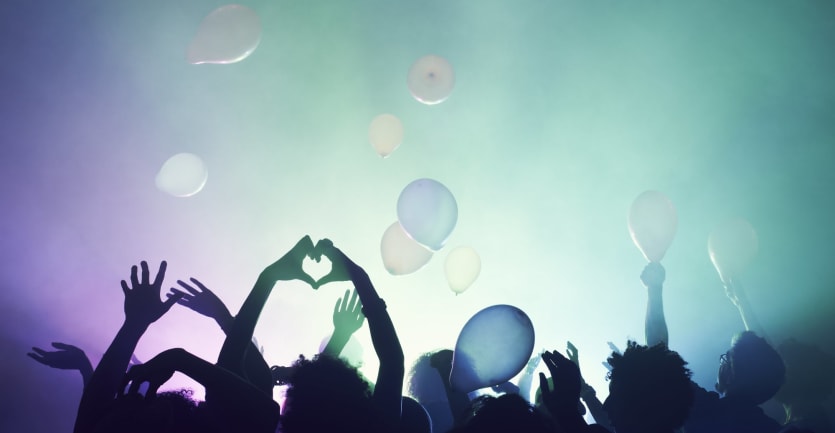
[640,262,666,289]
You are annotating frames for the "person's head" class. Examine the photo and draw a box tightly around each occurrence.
[774,338,835,409]
[401,396,433,433]
[715,331,785,405]
[280,353,380,433]
[448,394,554,433]
[603,341,694,433]
[408,350,450,404]
[92,388,203,433]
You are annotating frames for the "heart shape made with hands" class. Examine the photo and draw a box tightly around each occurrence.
[302,254,333,289]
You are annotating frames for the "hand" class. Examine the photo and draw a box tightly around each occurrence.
[27,342,91,371]
[525,351,543,373]
[538,350,582,414]
[121,261,183,327]
[429,349,454,373]
[640,261,666,288]
[121,348,183,398]
[566,341,580,366]
[310,239,368,289]
[168,278,233,325]
[261,236,317,287]
[723,277,744,308]
[333,289,365,335]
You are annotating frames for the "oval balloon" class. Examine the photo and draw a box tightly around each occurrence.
[445,246,481,294]
[319,333,364,367]
[381,221,433,275]
[407,55,455,105]
[628,190,678,262]
[708,218,758,283]
[450,305,535,393]
[155,153,208,197]
[397,179,458,251]
[369,114,403,158]
[188,5,261,65]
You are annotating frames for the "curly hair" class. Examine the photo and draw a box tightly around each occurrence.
[605,341,694,433]
[720,331,786,405]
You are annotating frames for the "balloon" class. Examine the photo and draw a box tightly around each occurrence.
[407,55,455,105]
[628,190,678,262]
[397,178,458,251]
[444,246,481,294]
[450,305,535,393]
[155,153,208,197]
[369,114,403,158]
[380,222,433,275]
[319,334,364,367]
[187,5,261,65]
[708,218,758,282]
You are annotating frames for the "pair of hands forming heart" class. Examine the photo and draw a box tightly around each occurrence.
[262,236,366,290]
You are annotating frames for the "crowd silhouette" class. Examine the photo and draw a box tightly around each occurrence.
[28,236,833,433]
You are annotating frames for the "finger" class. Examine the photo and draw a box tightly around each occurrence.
[27,353,46,363]
[538,372,550,393]
[128,379,143,396]
[121,280,130,295]
[152,261,167,288]
[176,280,200,296]
[51,342,72,350]
[32,347,48,356]
[349,288,360,311]
[167,288,189,299]
[567,341,577,353]
[140,261,150,286]
[333,297,341,316]
[189,278,210,292]
[340,289,350,312]
[296,273,317,287]
[161,291,184,313]
[130,265,139,288]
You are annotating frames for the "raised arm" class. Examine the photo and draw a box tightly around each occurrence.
[169,278,274,395]
[73,261,182,433]
[322,288,366,358]
[723,277,768,340]
[216,236,316,379]
[641,262,669,347]
[316,239,405,428]
[566,341,612,430]
[123,348,279,433]
[28,342,94,387]
[539,350,588,433]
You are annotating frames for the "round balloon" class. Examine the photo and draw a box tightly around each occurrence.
[450,305,535,393]
[708,218,758,283]
[407,55,455,105]
[628,190,677,262]
[155,153,208,197]
[381,221,433,275]
[397,178,458,251]
[188,5,261,65]
[444,246,481,294]
[369,114,403,158]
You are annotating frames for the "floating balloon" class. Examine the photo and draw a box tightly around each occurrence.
[628,190,678,262]
[407,55,455,105]
[155,153,208,197]
[450,305,535,393]
[708,218,758,283]
[319,334,364,367]
[445,246,481,294]
[397,178,458,251]
[380,222,433,275]
[369,114,403,158]
[188,5,261,65]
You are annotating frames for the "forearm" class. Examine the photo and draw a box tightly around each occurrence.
[322,329,352,358]
[645,285,669,347]
[216,274,274,374]
[581,387,612,430]
[74,322,146,433]
[517,370,536,403]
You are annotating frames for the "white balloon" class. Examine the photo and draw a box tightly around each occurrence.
[628,190,677,263]
[369,114,403,158]
[708,218,758,282]
[381,222,433,275]
[155,153,208,197]
[397,178,458,251]
[188,5,262,65]
[450,305,535,393]
[407,55,455,105]
[444,246,481,294]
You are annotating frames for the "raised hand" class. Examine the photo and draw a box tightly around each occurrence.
[310,239,368,289]
[640,261,666,289]
[333,289,365,335]
[28,342,91,371]
[122,348,182,398]
[261,235,317,286]
[538,350,582,413]
[121,261,182,328]
[169,278,234,326]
